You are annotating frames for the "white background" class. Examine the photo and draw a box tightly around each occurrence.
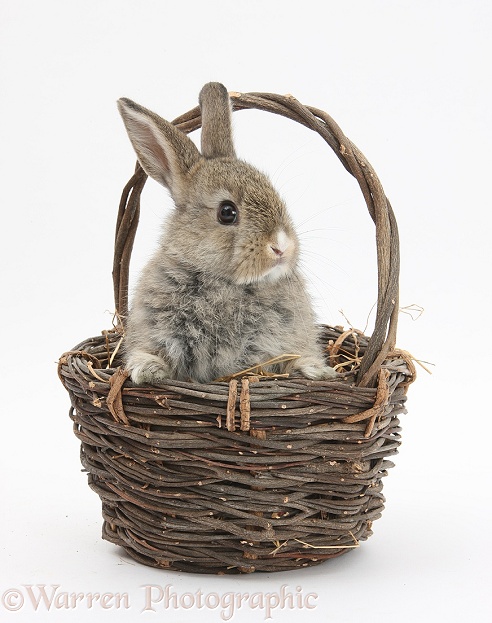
[1,1,491,621]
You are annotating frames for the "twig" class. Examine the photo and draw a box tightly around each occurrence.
[399,303,424,321]
[294,532,360,550]
[215,354,301,382]
[108,335,124,368]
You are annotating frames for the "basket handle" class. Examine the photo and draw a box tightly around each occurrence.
[112,92,400,388]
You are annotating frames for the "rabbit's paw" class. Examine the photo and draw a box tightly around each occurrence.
[295,357,338,381]
[127,352,172,385]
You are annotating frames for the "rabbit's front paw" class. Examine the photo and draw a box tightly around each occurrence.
[127,352,172,385]
[295,357,338,381]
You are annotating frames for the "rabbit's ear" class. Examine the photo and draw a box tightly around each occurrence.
[117,98,200,198]
[199,83,236,159]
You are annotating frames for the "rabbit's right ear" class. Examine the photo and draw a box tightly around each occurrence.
[117,98,201,201]
[199,82,236,159]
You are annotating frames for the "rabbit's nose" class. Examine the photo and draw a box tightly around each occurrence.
[269,229,292,258]
[270,245,284,257]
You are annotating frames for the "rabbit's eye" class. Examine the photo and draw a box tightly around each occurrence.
[218,201,238,225]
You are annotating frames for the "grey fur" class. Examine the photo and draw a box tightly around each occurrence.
[117,83,337,384]
[199,82,236,159]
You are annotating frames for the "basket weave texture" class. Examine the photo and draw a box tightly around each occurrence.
[58,91,414,574]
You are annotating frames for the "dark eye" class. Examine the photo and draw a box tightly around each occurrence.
[217,201,239,225]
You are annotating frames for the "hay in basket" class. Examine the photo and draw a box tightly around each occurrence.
[58,90,415,574]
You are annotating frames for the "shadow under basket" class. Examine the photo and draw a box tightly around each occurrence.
[58,91,415,574]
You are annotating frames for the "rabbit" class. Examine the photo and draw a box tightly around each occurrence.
[117,82,337,385]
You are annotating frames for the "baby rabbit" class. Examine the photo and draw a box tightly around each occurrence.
[117,82,337,384]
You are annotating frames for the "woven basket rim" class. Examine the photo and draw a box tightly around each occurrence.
[59,324,415,437]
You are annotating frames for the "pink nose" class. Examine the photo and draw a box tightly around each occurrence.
[271,246,284,257]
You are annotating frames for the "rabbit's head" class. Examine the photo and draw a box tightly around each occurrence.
[117,83,299,285]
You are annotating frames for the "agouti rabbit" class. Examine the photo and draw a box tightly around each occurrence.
[117,82,337,384]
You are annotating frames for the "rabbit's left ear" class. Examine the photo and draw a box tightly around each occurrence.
[117,98,201,201]
[199,82,236,159]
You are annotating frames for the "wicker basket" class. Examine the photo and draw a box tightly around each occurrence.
[58,91,415,574]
